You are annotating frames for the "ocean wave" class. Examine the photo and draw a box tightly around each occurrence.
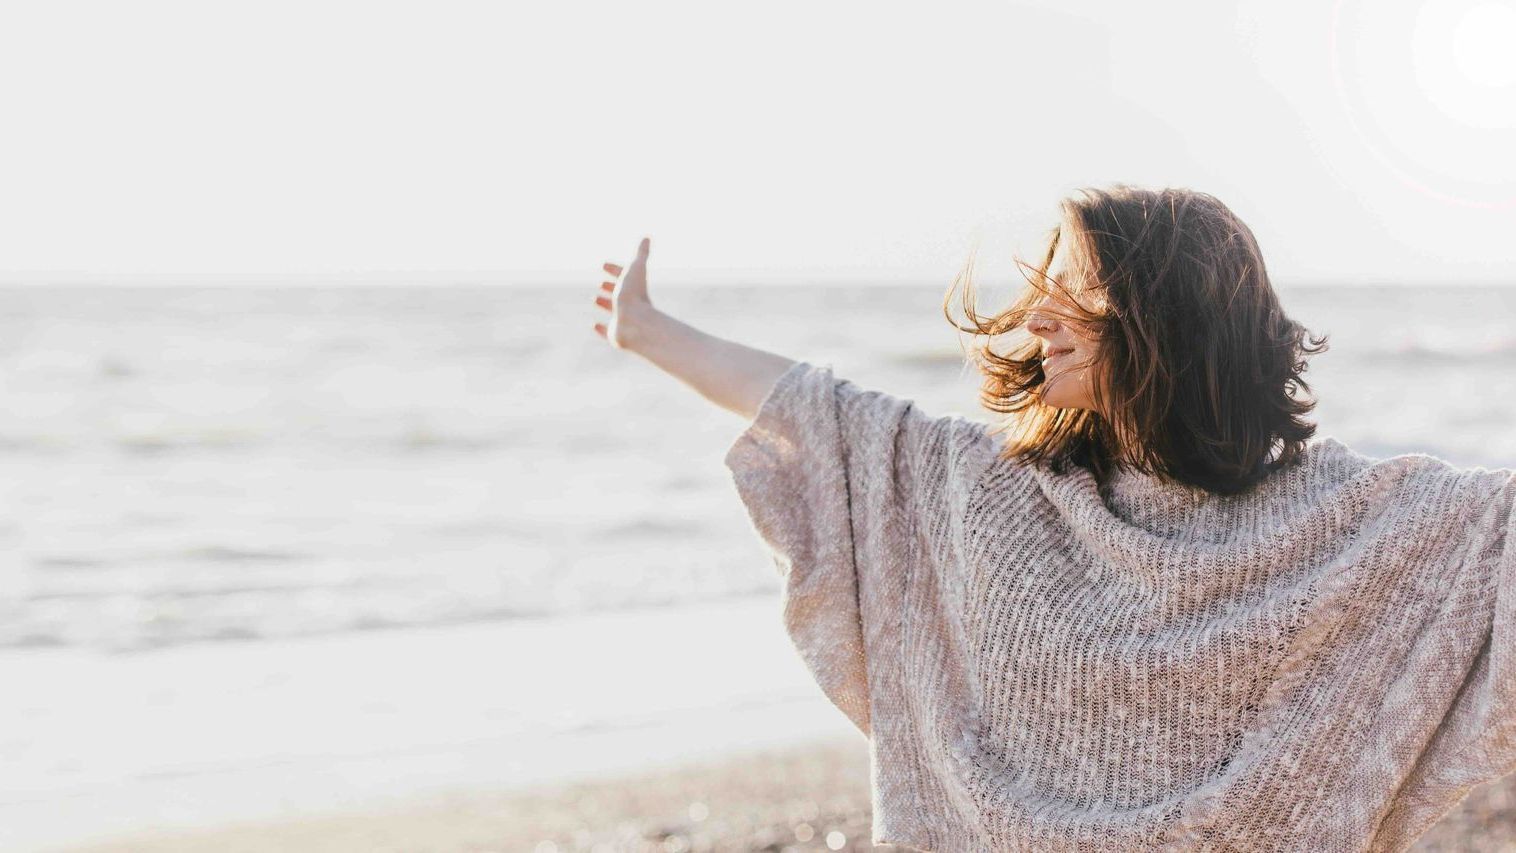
[887,349,973,369]
[1356,336,1516,364]
[0,431,523,456]
[0,588,776,653]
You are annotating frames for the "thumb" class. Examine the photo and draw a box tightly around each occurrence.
[637,236,650,260]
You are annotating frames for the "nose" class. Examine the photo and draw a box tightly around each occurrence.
[1026,308,1059,336]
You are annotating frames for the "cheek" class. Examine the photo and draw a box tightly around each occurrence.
[1074,349,1101,390]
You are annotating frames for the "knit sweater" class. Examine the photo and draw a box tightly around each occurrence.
[723,359,1516,853]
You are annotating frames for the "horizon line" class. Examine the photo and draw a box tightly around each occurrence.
[0,271,1511,289]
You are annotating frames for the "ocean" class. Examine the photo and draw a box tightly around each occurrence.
[1,281,1514,653]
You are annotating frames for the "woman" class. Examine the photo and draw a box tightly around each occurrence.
[589,185,1515,852]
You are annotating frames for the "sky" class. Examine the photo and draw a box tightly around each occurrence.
[0,0,1513,286]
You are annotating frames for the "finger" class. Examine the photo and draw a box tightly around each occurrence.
[604,262,623,276]
[601,281,615,292]
[635,237,650,261]
[594,323,606,338]
[595,295,611,309]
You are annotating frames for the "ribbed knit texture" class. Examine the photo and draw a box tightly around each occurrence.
[723,360,1516,853]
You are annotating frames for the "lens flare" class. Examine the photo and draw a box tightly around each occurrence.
[1330,0,1516,208]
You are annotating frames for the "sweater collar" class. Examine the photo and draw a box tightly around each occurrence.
[1104,461,1205,495]
[1096,437,1358,530]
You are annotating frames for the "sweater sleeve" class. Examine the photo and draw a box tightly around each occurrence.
[1389,471,1516,832]
[1445,474,1516,785]
[723,360,970,738]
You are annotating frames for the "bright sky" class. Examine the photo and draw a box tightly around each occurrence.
[0,0,1513,285]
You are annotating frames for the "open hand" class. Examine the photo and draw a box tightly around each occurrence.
[592,237,657,351]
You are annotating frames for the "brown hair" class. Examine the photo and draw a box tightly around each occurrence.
[943,184,1330,497]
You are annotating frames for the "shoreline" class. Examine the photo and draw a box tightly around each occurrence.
[0,597,859,851]
[65,733,890,853]
[4,595,1511,851]
[61,736,1516,853]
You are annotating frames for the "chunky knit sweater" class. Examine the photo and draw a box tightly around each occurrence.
[723,359,1516,853]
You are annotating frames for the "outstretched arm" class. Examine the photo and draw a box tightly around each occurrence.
[592,237,796,420]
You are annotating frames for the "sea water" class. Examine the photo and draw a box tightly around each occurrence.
[0,281,1513,653]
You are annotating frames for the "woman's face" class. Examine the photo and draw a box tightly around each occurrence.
[1027,235,1102,412]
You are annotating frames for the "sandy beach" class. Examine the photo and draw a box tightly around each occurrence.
[0,597,861,851]
[5,592,1513,851]
[63,734,888,853]
[60,734,1516,852]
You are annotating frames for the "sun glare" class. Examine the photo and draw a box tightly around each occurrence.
[1452,2,1516,87]
[1412,0,1516,129]
[1333,0,1516,208]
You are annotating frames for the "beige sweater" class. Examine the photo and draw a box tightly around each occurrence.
[724,360,1516,852]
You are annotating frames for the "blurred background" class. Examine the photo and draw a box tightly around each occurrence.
[1,0,1513,851]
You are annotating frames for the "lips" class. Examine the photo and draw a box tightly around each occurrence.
[1042,348,1075,375]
